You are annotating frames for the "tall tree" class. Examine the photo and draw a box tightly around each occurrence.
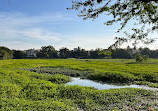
[59,47,71,58]
[69,0,158,49]
[37,45,58,59]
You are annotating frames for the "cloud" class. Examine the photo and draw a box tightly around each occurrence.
[0,12,75,28]
[0,28,61,42]
[1,11,157,50]
[18,29,61,42]
[0,11,75,42]
[56,35,115,50]
[0,12,71,49]
[0,11,125,50]
[0,11,118,50]
[0,41,42,50]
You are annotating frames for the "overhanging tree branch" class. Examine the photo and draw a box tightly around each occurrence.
[69,0,158,50]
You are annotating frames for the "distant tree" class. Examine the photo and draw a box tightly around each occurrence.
[13,50,26,59]
[37,45,58,59]
[111,49,132,59]
[90,48,105,59]
[126,46,133,54]
[59,47,71,58]
[80,49,89,59]
[139,47,151,57]
[150,50,158,58]
[70,47,89,59]
[0,46,13,60]
[71,47,81,58]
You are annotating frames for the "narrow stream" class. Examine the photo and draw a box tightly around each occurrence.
[66,77,158,90]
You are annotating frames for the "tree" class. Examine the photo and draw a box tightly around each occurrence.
[69,0,158,49]
[80,49,89,58]
[90,48,105,58]
[37,45,58,59]
[71,47,82,58]
[139,47,151,56]
[13,50,26,59]
[59,47,71,58]
[0,46,13,60]
[111,49,132,59]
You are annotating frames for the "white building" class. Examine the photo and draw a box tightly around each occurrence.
[24,49,39,58]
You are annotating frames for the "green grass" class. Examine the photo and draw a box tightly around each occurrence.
[0,59,158,110]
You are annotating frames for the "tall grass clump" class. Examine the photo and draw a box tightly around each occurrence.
[87,71,136,83]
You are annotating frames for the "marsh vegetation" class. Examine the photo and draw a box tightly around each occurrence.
[0,59,158,110]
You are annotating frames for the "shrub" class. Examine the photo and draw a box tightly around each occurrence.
[136,52,148,62]
[0,46,13,60]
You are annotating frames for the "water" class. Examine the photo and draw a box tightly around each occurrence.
[66,77,158,90]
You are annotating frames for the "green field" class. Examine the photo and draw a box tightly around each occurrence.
[0,59,158,110]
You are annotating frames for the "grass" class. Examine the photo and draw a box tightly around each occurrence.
[0,59,158,110]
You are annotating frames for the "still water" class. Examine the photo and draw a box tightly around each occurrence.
[66,77,158,90]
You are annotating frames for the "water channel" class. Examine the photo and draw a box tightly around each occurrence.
[66,77,158,90]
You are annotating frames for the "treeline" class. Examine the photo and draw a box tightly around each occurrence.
[13,46,106,59]
[111,47,158,59]
[1,45,158,60]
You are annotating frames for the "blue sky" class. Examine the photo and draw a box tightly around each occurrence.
[0,0,157,50]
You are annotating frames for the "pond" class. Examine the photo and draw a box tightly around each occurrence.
[66,77,158,90]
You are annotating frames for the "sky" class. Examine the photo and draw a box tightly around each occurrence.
[0,0,158,50]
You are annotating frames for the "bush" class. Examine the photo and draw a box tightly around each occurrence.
[0,46,13,60]
[136,52,148,62]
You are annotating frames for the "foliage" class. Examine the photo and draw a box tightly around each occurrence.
[59,47,71,58]
[136,52,149,62]
[23,59,158,84]
[28,67,93,77]
[69,0,158,49]
[71,47,89,59]
[13,50,26,59]
[37,45,58,58]
[10,45,158,59]
[111,49,132,59]
[0,46,13,60]
[142,55,149,61]
[0,59,158,110]
[87,71,136,83]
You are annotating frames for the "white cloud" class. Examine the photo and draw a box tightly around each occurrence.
[0,12,75,28]
[0,12,69,49]
[1,11,157,50]
[0,41,41,50]
[19,29,61,42]
[56,35,115,50]
[0,11,120,50]
[0,28,61,42]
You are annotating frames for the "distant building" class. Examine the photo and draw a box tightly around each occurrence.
[73,48,78,52]
[24,49,39,58]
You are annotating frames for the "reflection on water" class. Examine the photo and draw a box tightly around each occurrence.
[66,77,158,90]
